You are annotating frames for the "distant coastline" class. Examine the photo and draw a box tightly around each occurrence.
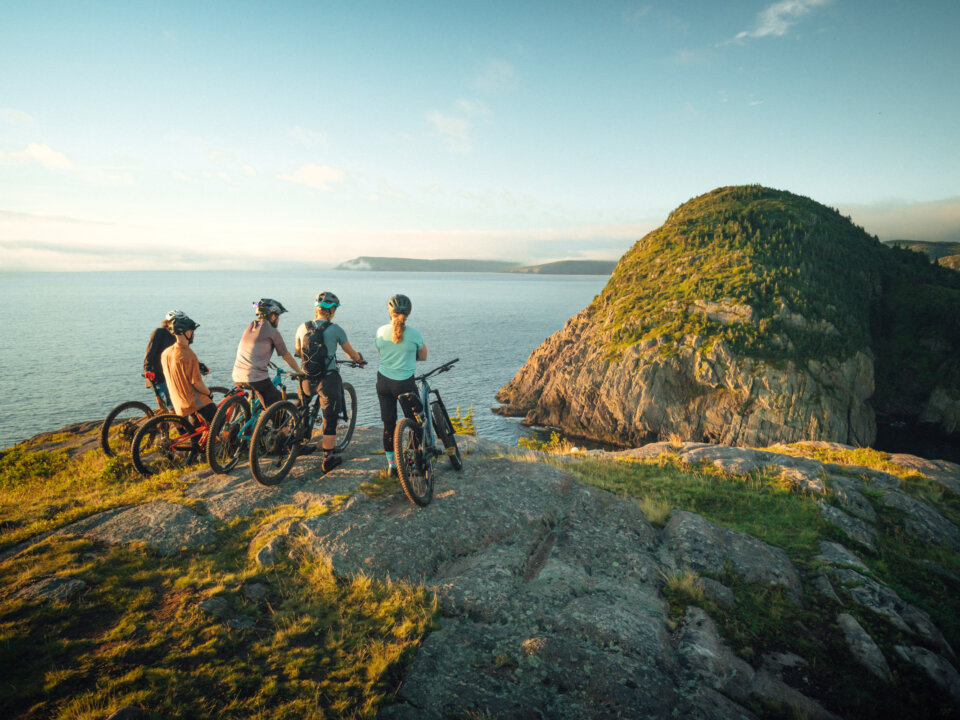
[337,256,617,275]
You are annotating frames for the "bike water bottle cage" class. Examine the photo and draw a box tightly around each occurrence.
[315,291,340,308]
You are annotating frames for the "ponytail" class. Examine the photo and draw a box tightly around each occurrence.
[391,312,407,344]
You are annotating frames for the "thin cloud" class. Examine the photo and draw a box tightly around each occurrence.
[475,59,515,92]
[0,209,114,226]
[289,126,328,147]
[278,163,348,191]
[0,142,73,169]
[727,0,829,45]
[426,110,471,153]
[0,108,35,126]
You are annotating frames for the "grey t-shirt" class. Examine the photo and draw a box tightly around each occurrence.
[295,320,348,375]
[232,320,289,384]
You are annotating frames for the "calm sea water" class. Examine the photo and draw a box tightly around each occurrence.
[0,270,607,449]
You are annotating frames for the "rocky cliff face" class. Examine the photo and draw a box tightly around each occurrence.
[497,307,877,448]
[497,186,960,448]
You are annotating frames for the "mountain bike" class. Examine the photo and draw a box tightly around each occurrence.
[100,365,227,457]
[205,363,291,474]
[247,360,363,486]
[394,359,463,507]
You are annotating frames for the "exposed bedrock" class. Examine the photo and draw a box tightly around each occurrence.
[496,312,876,448]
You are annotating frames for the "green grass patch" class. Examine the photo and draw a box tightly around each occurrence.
[0,513,438,719]
[567,456,829,557]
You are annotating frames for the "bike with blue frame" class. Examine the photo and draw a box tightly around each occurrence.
[394,358,463,507]
[205,362,291,474]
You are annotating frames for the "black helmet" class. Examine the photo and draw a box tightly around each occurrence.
[164,309,186,322]
[315,291,340,309]
[171,315,199,335]
[387,294,412,315]
[253,298,287,317]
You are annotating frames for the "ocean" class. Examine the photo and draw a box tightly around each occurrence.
[0,270,608,449]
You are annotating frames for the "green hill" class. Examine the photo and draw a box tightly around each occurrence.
[498,185,960,448]
[337,256,517,272]
[884,240,960,261]
[504,260,617,275]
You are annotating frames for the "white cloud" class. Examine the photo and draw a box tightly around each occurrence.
[427,110,472,153]
[0,108,35,126]
[278,163,348,191]
[241,164,257,177]
[475,59,515,92]
[728,0,829,44]
[289,126,328,147]
[0,142,73,169]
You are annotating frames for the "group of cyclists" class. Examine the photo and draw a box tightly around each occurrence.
[142,292,425,477]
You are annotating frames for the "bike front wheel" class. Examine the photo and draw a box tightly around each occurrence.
[431,401,463,471]
[100,400,153,457]
[249,400,300,486]
[395,418,433,506]
[333,382,358,453]
[206,395,251,474]
[132,414,198,476]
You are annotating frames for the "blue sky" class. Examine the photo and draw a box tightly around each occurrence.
[1,0,958,270]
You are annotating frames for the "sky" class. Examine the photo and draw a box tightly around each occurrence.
[1,0,959,271]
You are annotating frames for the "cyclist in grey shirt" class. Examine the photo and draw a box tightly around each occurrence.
[232,298,302,408]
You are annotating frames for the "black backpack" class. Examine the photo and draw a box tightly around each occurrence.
[301,320,332,378]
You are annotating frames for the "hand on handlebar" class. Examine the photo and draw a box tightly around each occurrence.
[199,362,209,376]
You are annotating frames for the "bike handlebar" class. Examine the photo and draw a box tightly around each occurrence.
[415,358,459,382]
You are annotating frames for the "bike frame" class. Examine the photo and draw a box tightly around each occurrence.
[399,359,459,458]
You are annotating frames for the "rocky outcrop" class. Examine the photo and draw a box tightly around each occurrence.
[497,313,876,448]
[496,186,960,448]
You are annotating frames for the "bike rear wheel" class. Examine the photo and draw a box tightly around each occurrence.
[206,395,251,474]
[431,400,463,471]
[249,400,300,486]
[132,414,198,476]
[395,417,433,506]
[100,400,153,457]
[333,382,358,453]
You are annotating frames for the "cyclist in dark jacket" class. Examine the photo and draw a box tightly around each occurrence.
[375,294,427,477]
[143,310,183,407]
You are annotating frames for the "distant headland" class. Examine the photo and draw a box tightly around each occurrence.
[336,256,617,275]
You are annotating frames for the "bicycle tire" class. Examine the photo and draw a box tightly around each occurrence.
[395,417,433,506]
[333,382,358,453]
[206,395,251,474]
[209,386,229,400]
[431,401,463,471]
[100,400,153,457]
[249,400,300,486]
[132,414,198,476]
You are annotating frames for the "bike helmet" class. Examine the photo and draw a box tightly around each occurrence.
[387,294,412,315]
[315,291,340,309]
[171,315,199,335]
[164,309,186,321]
[253,298,287,317]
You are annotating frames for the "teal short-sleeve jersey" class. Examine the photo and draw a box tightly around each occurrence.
[375,323,423,381]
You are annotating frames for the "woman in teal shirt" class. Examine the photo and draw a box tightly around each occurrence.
[375,294,427,477]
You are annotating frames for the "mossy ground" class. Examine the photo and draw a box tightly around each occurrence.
[0,433,438,720]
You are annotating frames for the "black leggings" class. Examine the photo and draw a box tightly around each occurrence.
[239,378,282,409]
[377,372,417,451]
